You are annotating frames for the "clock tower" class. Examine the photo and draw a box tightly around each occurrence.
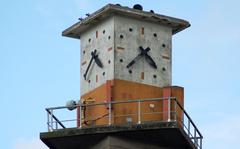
[63,4,190,126]
[41,4,203,149]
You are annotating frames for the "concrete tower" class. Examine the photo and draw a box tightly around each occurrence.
[40,4,203,149]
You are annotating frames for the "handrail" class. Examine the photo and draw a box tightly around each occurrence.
[172,98,203,138]
[45,97,202,149]
[46,97,171,110]
[46,109,66,129]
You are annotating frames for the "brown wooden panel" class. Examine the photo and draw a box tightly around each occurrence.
[78,79,184,126]
[79,83,109,127]
[163,86,184,125]
[112,79,164,124]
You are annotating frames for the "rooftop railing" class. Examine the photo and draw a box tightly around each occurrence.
[45,97,203,149]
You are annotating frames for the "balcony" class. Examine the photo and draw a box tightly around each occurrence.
[41,97,203,149]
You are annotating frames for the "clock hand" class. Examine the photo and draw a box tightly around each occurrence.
[139,46,151,54]
[83,50,95,80]
[140,46,157,69]
[92,50,103,68]
[126,53,143,68]
[126,46,157,69]
[145,53,157,69]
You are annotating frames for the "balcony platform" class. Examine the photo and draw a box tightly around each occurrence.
[40,121,196,149]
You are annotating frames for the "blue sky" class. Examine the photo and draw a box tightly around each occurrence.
[0,0,239,149]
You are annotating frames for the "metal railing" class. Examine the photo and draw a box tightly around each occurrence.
[45,97,203,149]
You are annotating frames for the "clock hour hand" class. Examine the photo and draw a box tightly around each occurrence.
[91,49,103,68]
[94,55,103,68]
[145,53,157,69]
[83,50,96,80]
[126,53,143,68]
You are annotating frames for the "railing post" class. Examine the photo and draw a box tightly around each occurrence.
[200,137,202,149]
[108,102,111,125]
[79,104,82,128]
[194,129,197,146]
[138,100,141,124]
[55,121,58,129]
[168,97,171,122]
[47,110,50,132]
[174,98,177,121]
[50,109,53,131]
[188,119,190,136]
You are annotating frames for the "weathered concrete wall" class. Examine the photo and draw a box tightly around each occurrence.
[92,136,173,149]
[80,15,172,96]
[114,15,172,88]
[81,17,115,95]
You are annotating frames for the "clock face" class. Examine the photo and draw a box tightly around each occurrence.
[80,17,114,95]
[114,16,172,87]
[80,16,172,95]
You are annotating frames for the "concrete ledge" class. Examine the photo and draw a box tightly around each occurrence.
[40,121,196,149]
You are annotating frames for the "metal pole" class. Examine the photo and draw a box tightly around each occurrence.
[174,98,177,121]
[168,97,171,122]
[79,104,82,128]
[188,119,190,136]
[108,102,111,125]
[55,121,58,130]
[138,100,141,124]
[194,129,197,146]
[200,137,202,149]
[47,110,50,132]
[50,109,53,131]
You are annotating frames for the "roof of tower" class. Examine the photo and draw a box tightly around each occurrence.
[62,4,190,39]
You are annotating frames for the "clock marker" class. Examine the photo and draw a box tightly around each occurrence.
[96,31,98,38]
[141,27,144,35]
[108,47,113,51]
[96,75,98,83]
[81,61,87,66]
[141,72,144,80]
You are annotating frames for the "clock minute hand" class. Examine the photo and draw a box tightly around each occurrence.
[145,53,157,69]
[126,53,143,68]
[83,51,95,80]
